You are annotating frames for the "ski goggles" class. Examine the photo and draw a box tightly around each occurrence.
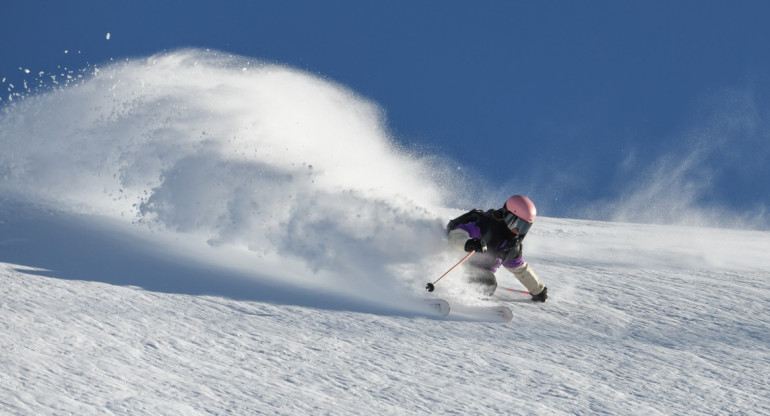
[502,210,532,236]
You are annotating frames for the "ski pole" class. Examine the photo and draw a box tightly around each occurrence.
[425,250,475,292]
[498,287,531,295]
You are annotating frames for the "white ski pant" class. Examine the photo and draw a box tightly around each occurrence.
[505,262,545,296]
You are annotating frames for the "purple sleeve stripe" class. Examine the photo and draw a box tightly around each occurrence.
[503,256,524,269]
[454,223,482,239]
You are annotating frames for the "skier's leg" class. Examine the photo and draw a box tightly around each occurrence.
[467,267,497,296]
[507,262,545,296]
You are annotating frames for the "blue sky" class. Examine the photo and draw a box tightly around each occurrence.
[3,1,769,228]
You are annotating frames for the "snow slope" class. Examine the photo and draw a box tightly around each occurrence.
[2,50,769,415]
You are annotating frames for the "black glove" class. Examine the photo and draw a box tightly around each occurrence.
[464,238,487,253]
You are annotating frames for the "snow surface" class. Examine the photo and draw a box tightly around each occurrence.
[1,49,769,415]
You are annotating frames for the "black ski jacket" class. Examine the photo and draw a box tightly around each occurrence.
[447,209,524,271]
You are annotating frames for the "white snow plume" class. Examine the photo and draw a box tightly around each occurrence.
[596,86,770,230]
[0,49,456,311]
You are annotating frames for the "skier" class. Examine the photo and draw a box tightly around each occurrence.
[446,195,548,302]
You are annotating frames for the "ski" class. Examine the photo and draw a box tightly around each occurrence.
[497,305,514,322]
[458,304,513,323]
[422,298,450,316]
[422,298,511,322]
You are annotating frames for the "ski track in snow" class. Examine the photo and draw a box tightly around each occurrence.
[1,49,769,415]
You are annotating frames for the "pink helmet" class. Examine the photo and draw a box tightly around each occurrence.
[505,195,536,222]
[504,195,536,235]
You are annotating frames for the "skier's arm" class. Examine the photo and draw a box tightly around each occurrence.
[446,209,483,235]
[448,228,471,252]
[447,222,487,253]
